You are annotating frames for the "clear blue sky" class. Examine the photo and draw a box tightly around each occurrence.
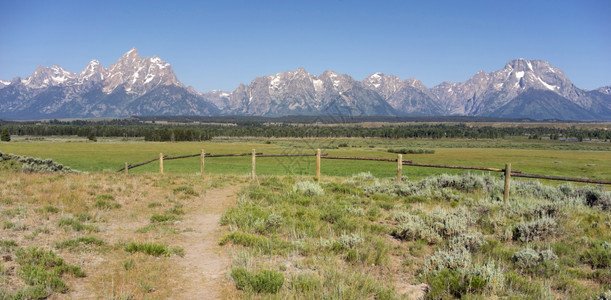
[1,0,609,91]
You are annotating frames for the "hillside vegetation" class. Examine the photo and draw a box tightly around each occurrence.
[220,173,610,299]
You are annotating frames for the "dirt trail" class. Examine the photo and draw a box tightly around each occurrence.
[168,187,239,299]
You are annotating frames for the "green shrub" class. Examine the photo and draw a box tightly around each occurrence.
[387,148,435,154]
[393,214,442,244]
[165,207,185,215]
[251,270,284,293]
[3,221,15,229]
[429,207,476,237]
[581,242,611,269]
[57,218,98,232]
[324,182,361,195]
[95,194,115,201]
[426,268,486,298]
[265,213,282,231]
[13,247,85,298]
[583,188,611,211]
[423,248,472,274]
[336,233,364,250]
[219,232,290,254]
[293,181,324,196]
[74,213,93,222]
[42,206,60,213]
[366,206,381,221]
[290,273,322,293]
[590,270,611,285]
[0,128,10,142]
[426,261,504,298]
[0,285,47,300]
[95,199,121,210]
[449,232,486,251]
[521,202,563,219]
[230,268,284,294]
[393,207,476,245]
[513,217,556,242]
[513,248,541,268]
[55,236,105,250]
[173,186,199,196]
[147,202,163,208]
[231,267,251,290]
[0,239,18,252]
[150,214,178,223]
[320,205,345,224]
[512,247,559,277]
[124,242,184,257]
[123,258,135,271]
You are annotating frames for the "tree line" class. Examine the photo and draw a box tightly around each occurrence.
[0,120,609,142]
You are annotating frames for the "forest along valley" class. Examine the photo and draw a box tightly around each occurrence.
[0,120,610,299]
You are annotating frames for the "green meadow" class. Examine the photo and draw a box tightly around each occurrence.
[1,136,609,181]
[1,135,610,299]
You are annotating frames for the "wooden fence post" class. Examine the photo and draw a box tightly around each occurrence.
[251,149,256,181]
[397,154,402,183]
[159,153,164,174]
[201,149,205,178]
[124,162,128,175]
[316,148,321,182]
[504,163,511,204]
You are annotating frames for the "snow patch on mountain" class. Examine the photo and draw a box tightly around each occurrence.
[537,76,557,90]
[312,78,323,92]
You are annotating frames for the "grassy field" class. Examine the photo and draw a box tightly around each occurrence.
[1,136,609,182]
[1,136,610,299]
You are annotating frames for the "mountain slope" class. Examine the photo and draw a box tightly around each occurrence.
[363,73,442,115]
[488,89,596,120]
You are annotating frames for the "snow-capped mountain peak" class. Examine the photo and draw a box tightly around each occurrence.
[21,65,77,88]
[103,48,181,94]
[120,47,140,63]
[597,86,611,95]
[363,72,403,92]
[79,60,107,83]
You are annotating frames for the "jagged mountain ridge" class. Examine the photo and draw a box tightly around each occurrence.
[223,68,396,117]
[0,50,609,120]
[0,48,218,119]
[361,59,610,120]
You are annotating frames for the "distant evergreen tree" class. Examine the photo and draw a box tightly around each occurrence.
[0,128,10,142]
[87,131,97,142]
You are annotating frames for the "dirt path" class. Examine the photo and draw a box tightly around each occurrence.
[169,187,240,299]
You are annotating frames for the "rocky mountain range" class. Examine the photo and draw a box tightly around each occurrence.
[0,48,219,119]
[0,49,609,120]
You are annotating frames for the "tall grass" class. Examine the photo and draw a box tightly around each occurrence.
[220,173,611,298]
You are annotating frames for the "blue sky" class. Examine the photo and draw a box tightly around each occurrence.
[1,0,609,91]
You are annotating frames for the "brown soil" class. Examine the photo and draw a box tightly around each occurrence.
[167,187,239,299]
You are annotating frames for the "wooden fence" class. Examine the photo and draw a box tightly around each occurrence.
[117,148,611,203]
